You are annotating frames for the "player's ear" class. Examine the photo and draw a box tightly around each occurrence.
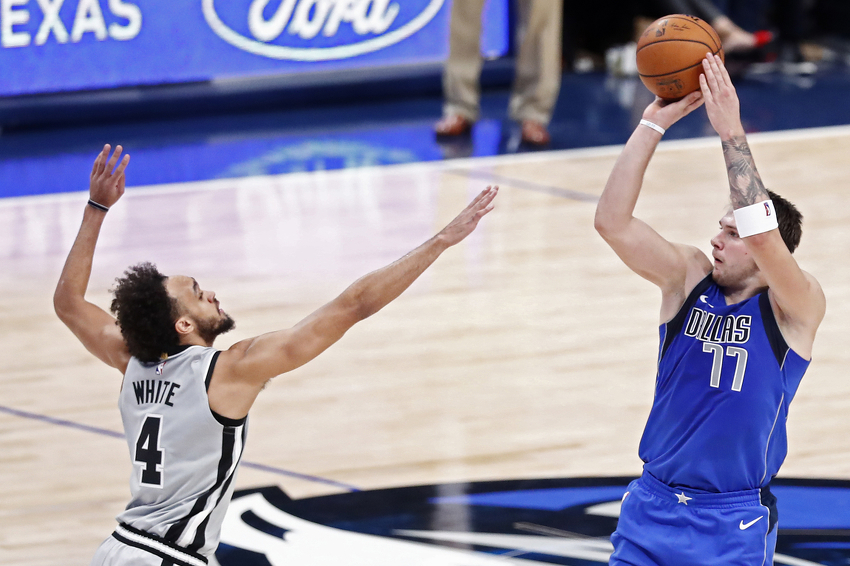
[175,316,194,337]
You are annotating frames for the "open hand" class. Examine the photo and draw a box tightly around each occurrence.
[699,53,745,140]
[642,90,705,131]
[90,144,130,208]
[437,185,498,247]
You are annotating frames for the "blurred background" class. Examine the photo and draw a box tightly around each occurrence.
[1,0,849,200]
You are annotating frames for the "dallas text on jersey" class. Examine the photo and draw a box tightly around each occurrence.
[684,309,752,344]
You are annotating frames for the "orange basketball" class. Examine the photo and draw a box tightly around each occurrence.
[636,14,724,100]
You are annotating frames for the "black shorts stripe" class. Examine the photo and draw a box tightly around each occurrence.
[113,524,207,566]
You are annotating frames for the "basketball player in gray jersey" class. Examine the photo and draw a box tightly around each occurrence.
[54,145,498,566]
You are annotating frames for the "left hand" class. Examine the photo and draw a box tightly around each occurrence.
[699,53,746,140]
[642,89,705,131]
[437,185,498,247]
[90,144,130,208]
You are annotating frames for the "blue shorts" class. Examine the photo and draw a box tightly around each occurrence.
[610,473,777,566]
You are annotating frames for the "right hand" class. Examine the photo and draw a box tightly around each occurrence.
[90,144,130,208]
[642,90,705,131]
[436,185,498,247]
[699,53,745,140]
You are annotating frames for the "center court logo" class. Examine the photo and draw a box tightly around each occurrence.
[216,477,850,565]
[203,0,445,61]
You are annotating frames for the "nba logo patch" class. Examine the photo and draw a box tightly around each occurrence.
[156,361,166,375]
[764,202,771,216]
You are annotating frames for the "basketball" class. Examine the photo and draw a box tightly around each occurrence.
[636,14,724,100]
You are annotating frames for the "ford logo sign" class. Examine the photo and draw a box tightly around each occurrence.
[203,0,445,61]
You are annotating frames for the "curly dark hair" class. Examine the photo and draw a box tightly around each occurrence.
[110,262,181,363]
[766,189,803,253]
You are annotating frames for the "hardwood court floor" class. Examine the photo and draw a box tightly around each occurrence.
[1,126,849,565]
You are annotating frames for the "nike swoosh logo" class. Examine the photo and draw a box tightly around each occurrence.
[699,295,714,308]
[739,516,764,530]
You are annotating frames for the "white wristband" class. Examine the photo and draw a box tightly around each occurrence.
[733,200,778,238]
[639,119,666,136]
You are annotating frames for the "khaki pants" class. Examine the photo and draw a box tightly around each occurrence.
[442,0,563,125]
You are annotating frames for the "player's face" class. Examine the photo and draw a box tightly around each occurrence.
[710,213,759,289]
[165,275,235,344]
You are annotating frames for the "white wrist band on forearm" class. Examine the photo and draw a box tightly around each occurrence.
[87,199,109,212]
[639,119,666,135]
[733,200,778,238]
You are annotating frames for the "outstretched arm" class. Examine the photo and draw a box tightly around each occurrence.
[700,54,825,354]
[54,145,132,372]
[595,91,712,321]
[210,186,499,419]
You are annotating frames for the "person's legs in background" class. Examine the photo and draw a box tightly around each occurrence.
[508,0,563,145]
[654,0,772,53]
[436,0,487,136]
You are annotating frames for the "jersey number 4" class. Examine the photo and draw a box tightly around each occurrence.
[703,343,748,392]
[135,415,164,487]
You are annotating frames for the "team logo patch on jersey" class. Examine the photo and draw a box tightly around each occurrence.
[216,477,850,565]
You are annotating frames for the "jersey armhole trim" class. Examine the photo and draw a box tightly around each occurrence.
[212,411,246,427]
[758,292,790,368]
[661,273,714,358]
[204,350,247,427]
[204,351,221,392]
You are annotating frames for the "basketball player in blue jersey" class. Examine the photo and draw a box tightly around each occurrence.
[595,54,825,566]
[53,145,498,566]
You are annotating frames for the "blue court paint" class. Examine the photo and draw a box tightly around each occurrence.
[216,477,850,565]
[769,485,850,530]
[430,485,629,511]
[791,543,850,549]
[4,69,849,201]
[429,483,850,531]
[0,119,502,199]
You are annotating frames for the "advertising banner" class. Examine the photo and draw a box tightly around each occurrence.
[0,0,508,97]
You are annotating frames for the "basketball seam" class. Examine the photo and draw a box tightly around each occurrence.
[638,48,721,78]
[636,39,715,55]
[664,15,721,51]
[639,15,721,52]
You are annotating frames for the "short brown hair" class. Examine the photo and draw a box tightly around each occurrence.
[766,189,803,253]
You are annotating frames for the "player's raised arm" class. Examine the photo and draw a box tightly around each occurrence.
[594,91,711,319]
[699,54,825,350]
[54,144,132,372]
[209,186,499,419]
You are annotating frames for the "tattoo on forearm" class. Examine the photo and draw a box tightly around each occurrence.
[721,136,768,208]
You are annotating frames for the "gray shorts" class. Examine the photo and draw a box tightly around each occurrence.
[91,535,163,566]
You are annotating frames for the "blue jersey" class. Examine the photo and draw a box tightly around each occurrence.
[639,273,810,493]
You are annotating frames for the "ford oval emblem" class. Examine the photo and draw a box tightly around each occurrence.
[203,0,446,61]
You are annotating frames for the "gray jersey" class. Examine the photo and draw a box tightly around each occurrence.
[116,345,246,561]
